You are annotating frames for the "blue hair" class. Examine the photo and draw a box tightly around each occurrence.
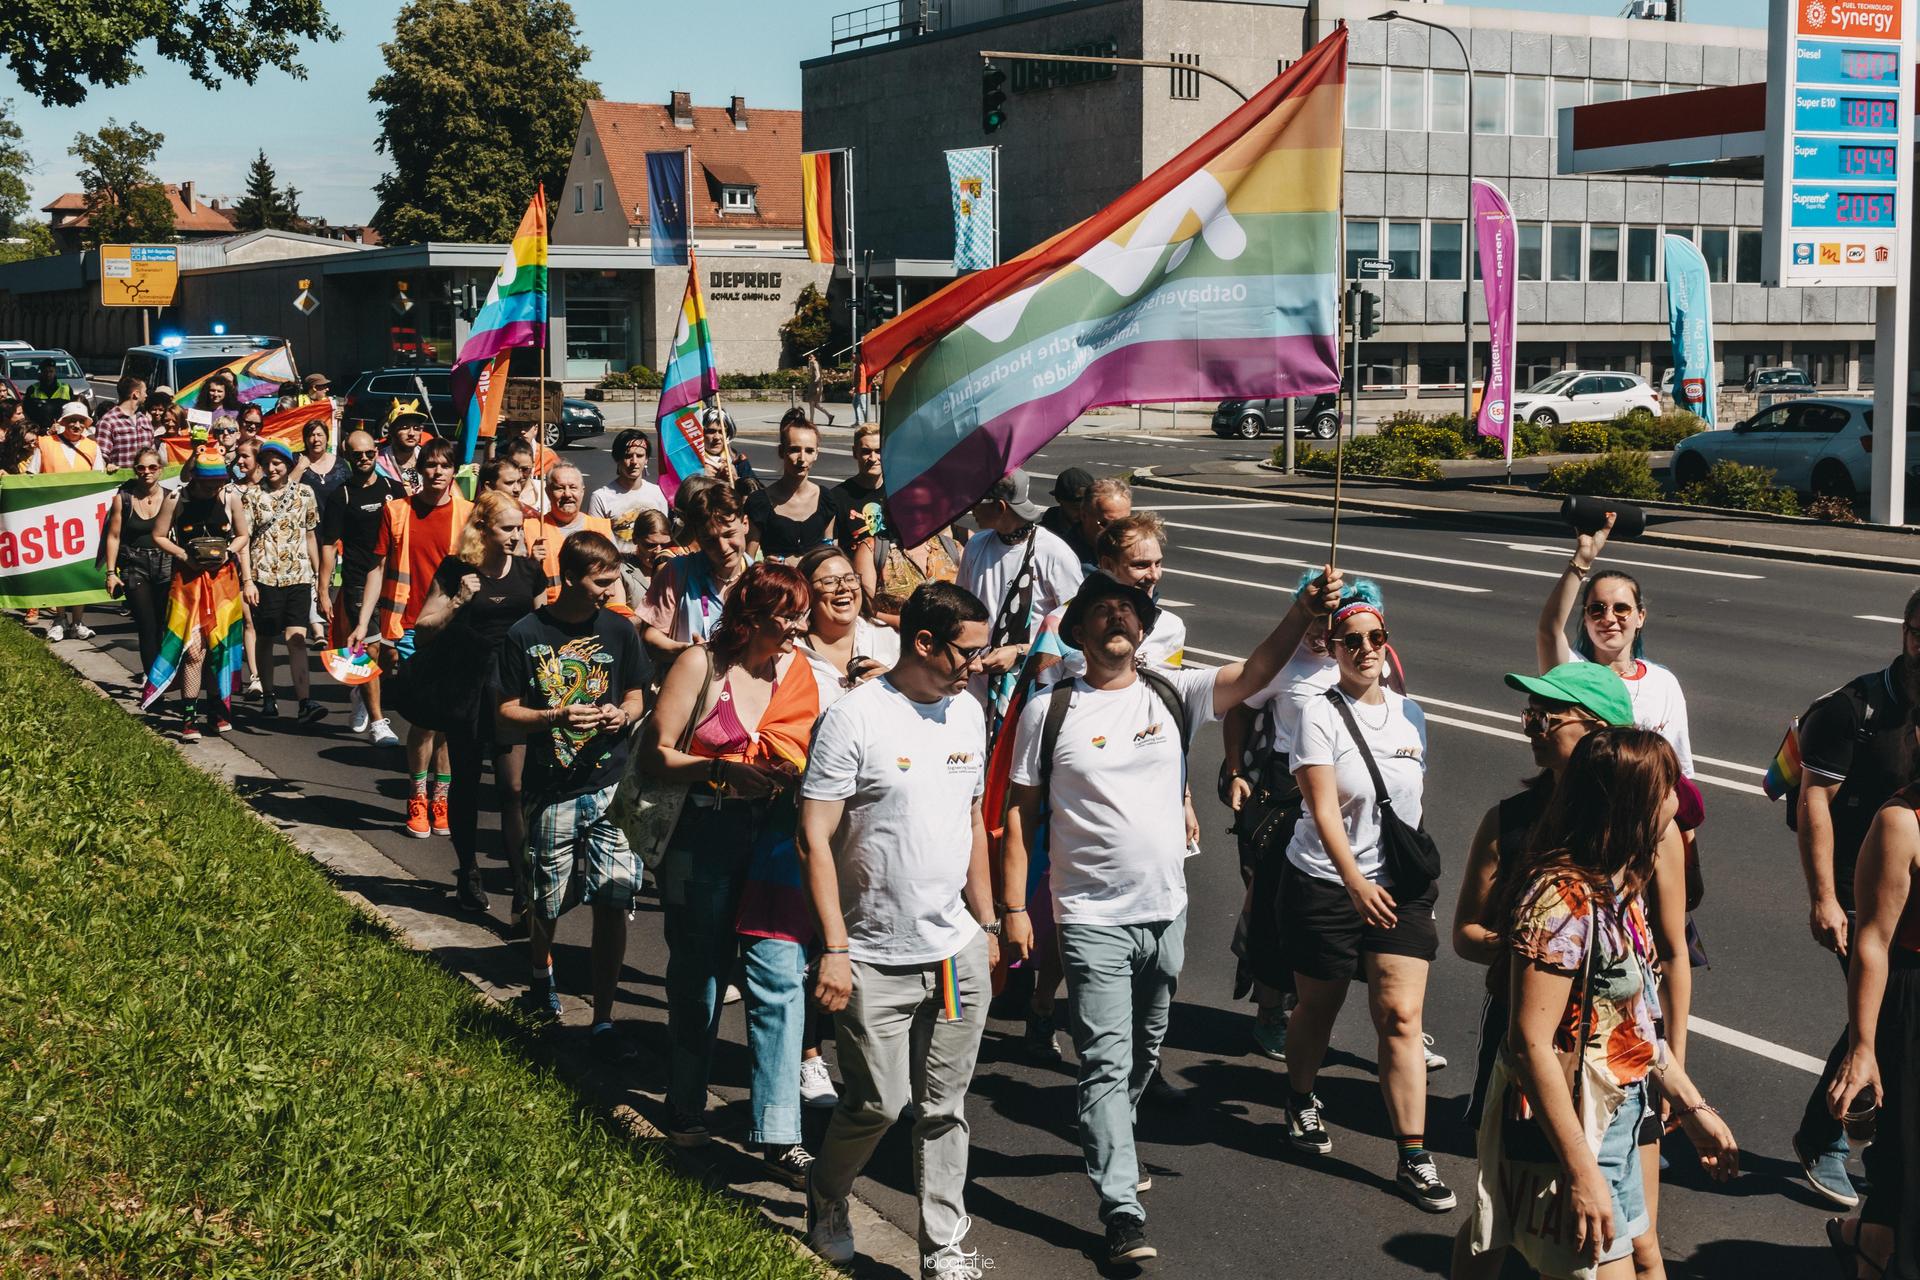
[1294,569,1383,611]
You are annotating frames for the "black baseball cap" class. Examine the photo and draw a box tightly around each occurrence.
[1052,466,1095,502]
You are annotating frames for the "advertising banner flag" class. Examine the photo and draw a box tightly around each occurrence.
[646,150,690,267]
[1664,233,1717,425]
[860,29,1347,545]
[1471,180,1517,446]
[946,147,998,271]
[0,470,122,608]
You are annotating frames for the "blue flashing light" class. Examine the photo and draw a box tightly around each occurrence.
[159,333,183,349]
[211,322,226,335]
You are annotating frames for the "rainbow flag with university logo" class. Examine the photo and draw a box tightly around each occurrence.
[454,188,549,462]
[655,249,719,500]
[861,29,1346,545]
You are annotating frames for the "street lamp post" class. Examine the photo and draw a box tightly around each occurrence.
[1373,10,1475,427]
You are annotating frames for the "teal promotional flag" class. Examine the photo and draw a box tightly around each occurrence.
[1663,234,1716,426]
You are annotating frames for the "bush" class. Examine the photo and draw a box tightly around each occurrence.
[1376,420,1469,459]
[1378,409,1431,430]
[1294,437,1443,482]
[1807,493,1862,524]
[1562,422,1612,453]
[719,369,811,391]
[598,365,663,391]
[1678,459,1801,515]
[1609,409,1705,451]
[1515,422,1556,457]
[1541,449,1662,501]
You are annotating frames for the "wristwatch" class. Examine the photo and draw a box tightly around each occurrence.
[978,918,1002,937]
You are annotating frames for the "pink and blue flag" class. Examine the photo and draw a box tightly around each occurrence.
[655,250,720,500]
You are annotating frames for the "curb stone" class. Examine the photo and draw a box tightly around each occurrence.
[46,635,920,1280]
[1132,468,1920,575]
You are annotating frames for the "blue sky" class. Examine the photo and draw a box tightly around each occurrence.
[9,0,1758,226]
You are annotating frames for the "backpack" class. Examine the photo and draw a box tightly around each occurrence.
[1035,667,1192,802]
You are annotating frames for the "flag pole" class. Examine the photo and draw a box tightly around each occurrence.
[537,183,550,462]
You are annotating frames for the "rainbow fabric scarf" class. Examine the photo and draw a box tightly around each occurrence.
[140,560,245,712]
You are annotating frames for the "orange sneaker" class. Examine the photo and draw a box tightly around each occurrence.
[430,793,450,837]
[406,794,431,838]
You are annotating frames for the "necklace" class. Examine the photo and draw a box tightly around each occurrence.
[1348,690,1391,732]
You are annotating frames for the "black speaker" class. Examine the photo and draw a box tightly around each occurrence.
[1560,496,1646,540]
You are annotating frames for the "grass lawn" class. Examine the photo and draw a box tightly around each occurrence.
[0,621,819,1278]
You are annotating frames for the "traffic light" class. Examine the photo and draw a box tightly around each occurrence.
[863,282,898,324]
[982,62,1008,134]
[1357,289,1379,340]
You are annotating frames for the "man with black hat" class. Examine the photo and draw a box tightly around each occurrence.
[958,468,1083,723]
[1000,564,1341,1265]
[1041,466,1094,562]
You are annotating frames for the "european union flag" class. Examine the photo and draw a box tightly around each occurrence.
[647,151,689,266]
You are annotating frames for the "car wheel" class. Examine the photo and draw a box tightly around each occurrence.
[542,421,563,449]
[1235,413,1264,440]
[1812,461,1856,499]
[1672,451,1709,490]
[1529,408,1558,428]
[1310,411,1339,440]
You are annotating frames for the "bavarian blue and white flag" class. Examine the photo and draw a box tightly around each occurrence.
[945,147,997,272]
[1663,233,1716,426]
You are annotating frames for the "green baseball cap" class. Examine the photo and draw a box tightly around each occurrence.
[1504,662,1635,728]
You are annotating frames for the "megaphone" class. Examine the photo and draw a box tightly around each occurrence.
[1560,495,1647,540]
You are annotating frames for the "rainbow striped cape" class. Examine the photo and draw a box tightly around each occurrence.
[861,29,1347,545]
[655,250,720,500]
[455,189,549,461]
[140,560,245,712]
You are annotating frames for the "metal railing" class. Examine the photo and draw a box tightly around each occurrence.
[831,1,936,49]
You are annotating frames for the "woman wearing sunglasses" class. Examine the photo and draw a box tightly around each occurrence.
[1279,589,1452,1213]
[101,447,173,679]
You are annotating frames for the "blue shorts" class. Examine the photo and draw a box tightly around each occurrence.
[525,782,639,920]
[1595,1083,1652,1263]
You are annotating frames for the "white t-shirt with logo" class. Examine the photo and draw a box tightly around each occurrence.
[1596,657,1694,777]
[1248,645,1341,757]
[1286,687,1428,885]
[797,617,902,694]
[801,675,987,965]
[1008,667,1219,926]
[586,480,669,551]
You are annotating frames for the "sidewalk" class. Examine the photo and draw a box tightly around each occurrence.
[1135,458,1920,573]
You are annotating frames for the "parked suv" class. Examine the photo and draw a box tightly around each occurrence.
[1211,393,1340,440]
[341,366,605,447]
[1509,370,1661,428]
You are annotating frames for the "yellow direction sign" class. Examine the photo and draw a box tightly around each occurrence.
[99,244,179,307]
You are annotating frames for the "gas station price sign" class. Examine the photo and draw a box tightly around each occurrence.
[1765,0,1913,286]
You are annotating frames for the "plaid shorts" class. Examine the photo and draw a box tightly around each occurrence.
[525,781,639,921]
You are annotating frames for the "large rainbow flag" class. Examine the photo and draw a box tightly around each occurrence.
[454,188,549,462]
[861,29,1346,545]
[157,401,333,466]
[175,345,301,409]
[655,249,719,500]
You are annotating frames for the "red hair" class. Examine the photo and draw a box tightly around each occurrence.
[709,562,809,665]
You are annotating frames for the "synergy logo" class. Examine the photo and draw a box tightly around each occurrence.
[1802,0,1901,38]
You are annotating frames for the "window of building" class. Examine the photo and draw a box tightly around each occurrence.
[1799,342,1850,386]
[1388,221,1422,279]
[1429,220,1464,280]
[1518,223,1543,281]
[1512,76,1547,136]
[1721,341,1782,386]
[1860,344,1875,387]
[1345,219,1381,279]
[1518,343,1563,390]
[1629,82,1665,99]
[1169,52,1201,101]
[1348,65,1383,128]
[1588,80,1624,104]
[1588,225,1621,282]
[1581,350,1637,374]
[1346,343,1404,397]
[1701,227,1730,282]
[585,136,593,156]
[592,180,604,211]
[1736,229,1763,283]
[721,185,757,213]
[1389,67,1425,131]
[1626,227,1658,282]
[1473,73,1508,135]
[564,298,634,379]
[1430,70,1467,133]
[1418,348,1468,396]
[573,185,583,214]
[1551,79,1584,135]
[1550,225,1582,281]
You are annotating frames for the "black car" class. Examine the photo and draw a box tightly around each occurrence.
[340,366,606,447]
[1211,393,1340,440]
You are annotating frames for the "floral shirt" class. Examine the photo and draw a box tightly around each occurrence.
[242,482,319,587]
[1510,873,1661,1090]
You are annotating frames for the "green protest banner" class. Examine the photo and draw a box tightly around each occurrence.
[0,470,125,608]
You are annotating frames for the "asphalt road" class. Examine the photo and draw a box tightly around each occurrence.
[72,415,1898,1278]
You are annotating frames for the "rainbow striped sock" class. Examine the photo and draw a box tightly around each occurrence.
[1397,1135,1427,1163]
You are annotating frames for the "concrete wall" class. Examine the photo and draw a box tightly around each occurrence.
[643,255,831,373]
[1139,1,1307,170]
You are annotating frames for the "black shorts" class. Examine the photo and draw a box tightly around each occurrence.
[1280,864,1439,982]
[254,583,313,634]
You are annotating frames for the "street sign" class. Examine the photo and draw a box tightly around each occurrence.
[293,286,318,316]
[99,244,179,307]
[1358,257,1394,275]
[1763,0,1913,287]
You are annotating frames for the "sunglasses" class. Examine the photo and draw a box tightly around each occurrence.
[1336,628,1390,654]
[1522,705,1589,734]
[1584,600,1637,620]
[347,449,377,459]
[941,638,992,666]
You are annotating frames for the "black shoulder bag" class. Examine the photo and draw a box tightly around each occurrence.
[1323,688,1440,893]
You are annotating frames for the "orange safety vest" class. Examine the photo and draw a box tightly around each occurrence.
[375,492,473,640]
[36,434,99,473]
[525,513,612,603]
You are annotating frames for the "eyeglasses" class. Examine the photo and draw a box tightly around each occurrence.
[811,573,859,592]
[941,638,992,667]
[1522,706,1589,735]
[1584,600,1637,620]
[347,449,377,460]
[1336,629,1390,654]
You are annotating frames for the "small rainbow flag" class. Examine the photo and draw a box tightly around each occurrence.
[175,345,301,409]
[157,401,332,466]
[1764,718,1802,801]
[454,188,549,462]
[655,248,719,500]
[937,953,964,1023]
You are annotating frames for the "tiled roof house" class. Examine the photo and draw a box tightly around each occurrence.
[43,181,238,253]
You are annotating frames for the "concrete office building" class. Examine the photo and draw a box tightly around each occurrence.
[803,0,1875,412]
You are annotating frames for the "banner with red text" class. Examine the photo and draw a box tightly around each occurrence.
[0,470,123,608]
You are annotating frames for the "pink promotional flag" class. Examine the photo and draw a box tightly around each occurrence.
[1471,180,1517,448]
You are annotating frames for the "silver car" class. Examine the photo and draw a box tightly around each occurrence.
[1667,397,1920,499]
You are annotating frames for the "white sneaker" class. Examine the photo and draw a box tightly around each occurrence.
[1424,1033,1448,1073]
[72,624,96,640]
[45,623,64,642]
[806,1172,856,1266]
[799,1056,839,1108]
[349,687,371,735]
[245,675,263,696]
[367,718,401,747]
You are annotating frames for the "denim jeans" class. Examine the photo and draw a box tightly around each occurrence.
[1058,911,1187,1225]
[661,806,755,1117]
[742,935,807,1145]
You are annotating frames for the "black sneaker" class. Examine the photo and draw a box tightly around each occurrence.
[1397,1154,1457,1213]
[259,693,280,719]
[664,1106,711,1148]
[1022,1009,1065,1064]
[1286,1094,1332,1155]
[1105,1212,1157,1263]
[454,868,489,912]
[297,698,328,725]
[590,1021,640,1063]
[761,1142,815,1190]
[1142,1069,1191,1109]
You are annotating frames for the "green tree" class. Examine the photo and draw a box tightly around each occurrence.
[780,284,833,366]
[4,1,340,108]
[70,120,175,247]
[0,99,29,237]
[231,149,308,232]
[0,220,54,263]
[370,0,597,244]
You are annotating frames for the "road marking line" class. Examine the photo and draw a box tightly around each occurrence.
[1693,753,1767,777]
[1179,547,1491,594]
[1185,644,1244,664]
[1140,502,1270,512]
[1167,522,1564,580]
[1688,1017,1824,1075]
[1462,538,1766,580]
[1158,598,1196,609]
[1857,614,1902,624]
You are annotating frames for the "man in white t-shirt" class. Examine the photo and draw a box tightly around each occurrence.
[798,580,1001,1276]
[1001,567,1340,1264]
[585,429,668,552]
[958,468,1083,721]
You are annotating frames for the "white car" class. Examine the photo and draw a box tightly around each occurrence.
[1510,370,1662,428]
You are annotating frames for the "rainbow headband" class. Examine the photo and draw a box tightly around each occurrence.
[1333,600,1384,627]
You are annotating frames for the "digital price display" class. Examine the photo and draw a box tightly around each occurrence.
[1839,191,1897,223]
[1795,39,1904,86]
[1843,48,1899,81]
[1792,88,1903,133]
[1791,137,1900,180]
